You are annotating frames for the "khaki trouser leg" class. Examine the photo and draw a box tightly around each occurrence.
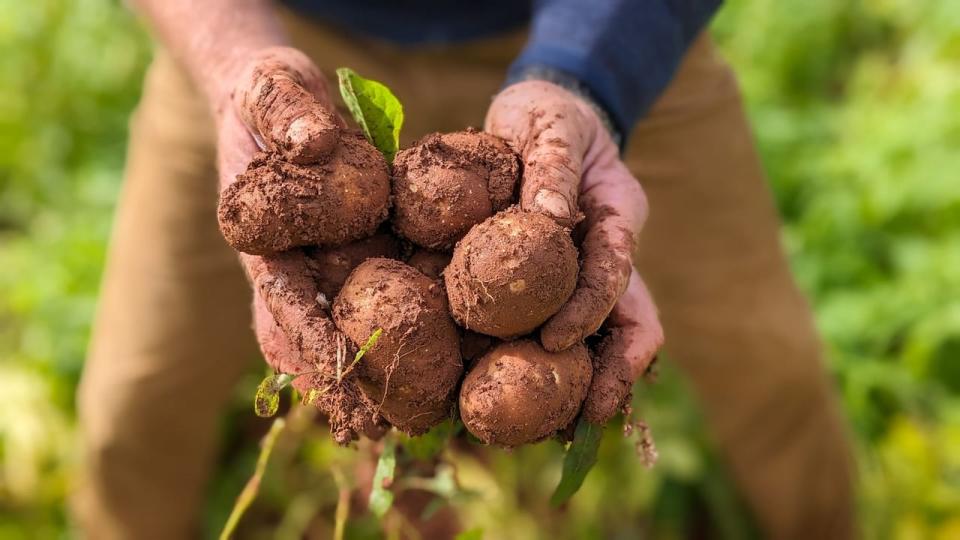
[74,50,259,538]
[628,36,856,539]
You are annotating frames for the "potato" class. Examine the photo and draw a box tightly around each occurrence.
[305,232,401,300]
[406,249,451,280]
[459,339,592,447]
[392,129,520,250]
[445,207,578,338]
[218,130,391,254]
[333,258,463,435]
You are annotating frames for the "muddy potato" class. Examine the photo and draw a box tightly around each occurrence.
[459,339,592,447]
[305,232,401,300]
[407,249,451,280]
[445,207,578,338]
[333,258,463,435]
[219,130,391,254]
[392,129,520,250]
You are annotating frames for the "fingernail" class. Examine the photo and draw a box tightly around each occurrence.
[533,189,571,221]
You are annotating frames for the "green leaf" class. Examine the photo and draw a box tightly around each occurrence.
[254,373,294,418]
[454,528,484,540]
[355,328,382,363]
[550,419,603,506]
[339,328,382,381]
[336,68,404,162]
[219,418,286,539]
[368,436,397,519]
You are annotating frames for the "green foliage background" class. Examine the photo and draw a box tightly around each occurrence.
[0,0,958,538]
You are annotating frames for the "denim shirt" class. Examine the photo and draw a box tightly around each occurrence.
[282,0,722,139]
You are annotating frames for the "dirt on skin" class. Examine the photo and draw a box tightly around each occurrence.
[541,206,635,352]
[392,129,520,250]
[445,206,579,338]
[459,339,592,447]
[219,130,390,255]
[246,252,387,444]
[235,55,342,164]
[333,258,463,435]
[582,327,636,424]
[305,232,402,301]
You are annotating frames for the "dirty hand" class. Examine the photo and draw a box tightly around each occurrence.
[485,80,664,423]
[214,46,344,373]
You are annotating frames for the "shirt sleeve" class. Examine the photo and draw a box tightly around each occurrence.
[505,0,723,139]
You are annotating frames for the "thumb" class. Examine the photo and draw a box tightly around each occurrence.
[234,47,341,164]
[485,81,595,227]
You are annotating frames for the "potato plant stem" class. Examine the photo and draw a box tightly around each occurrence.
[219,417,287,540]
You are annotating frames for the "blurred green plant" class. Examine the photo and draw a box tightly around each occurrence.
[1,0,958,538]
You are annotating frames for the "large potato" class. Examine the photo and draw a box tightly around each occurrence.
[459,339,592,447]
[445,207,578,338]
[392,130,520,250]
[218,130,390,254]
[333,258,463,435]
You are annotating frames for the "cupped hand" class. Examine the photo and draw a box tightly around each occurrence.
[213,46,343,372]
[486,81,664,423]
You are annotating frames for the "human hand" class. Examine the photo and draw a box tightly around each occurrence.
[485,81,664,423]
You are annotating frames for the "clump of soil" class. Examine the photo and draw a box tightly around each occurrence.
[219,130,390,255]
[333,258,463,435]
[459,339,592,447]
[392,129,520,250]
[305,232,401,301]
[444,206,578,338]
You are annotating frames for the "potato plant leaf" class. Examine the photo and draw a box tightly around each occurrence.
[336,68,403,162]
[550,419,603,506]
[254,373,294,418]
[339,328,382,381]
[369,436,397,518]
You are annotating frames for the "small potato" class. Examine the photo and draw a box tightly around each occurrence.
[392,130,520,250]
[219,130,391,254]
[333,258,463,435]
[459,339,592,447]
[406,249,451,280]
[305,232,401,300]
[445,207,578,338]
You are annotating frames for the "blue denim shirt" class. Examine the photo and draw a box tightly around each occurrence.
[283,0,722,139]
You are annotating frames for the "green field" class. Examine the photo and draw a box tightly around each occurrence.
[1,1,958,538]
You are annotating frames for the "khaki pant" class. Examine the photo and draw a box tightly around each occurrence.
[75,12,855,540]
